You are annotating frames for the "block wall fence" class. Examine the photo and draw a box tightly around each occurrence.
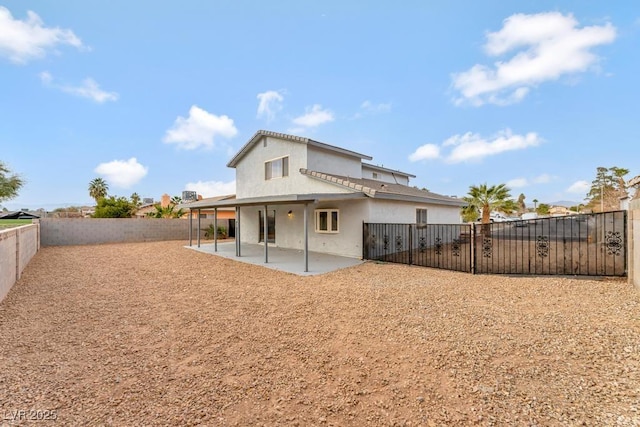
[0,224,40,303]
[628,200,640,289]
[39,218,222,246]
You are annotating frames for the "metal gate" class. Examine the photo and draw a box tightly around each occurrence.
[363,211,627,277]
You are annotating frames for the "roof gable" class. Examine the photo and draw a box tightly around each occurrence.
[226,130,372,168]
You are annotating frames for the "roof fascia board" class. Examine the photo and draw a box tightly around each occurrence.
[361,162,416,178]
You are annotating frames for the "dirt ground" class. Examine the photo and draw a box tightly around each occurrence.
[1,241,639,426]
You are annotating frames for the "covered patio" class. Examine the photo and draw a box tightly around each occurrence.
[186,241,363,276]
[181,192,368,274]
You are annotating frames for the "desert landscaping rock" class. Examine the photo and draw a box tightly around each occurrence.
[0,241,639,426]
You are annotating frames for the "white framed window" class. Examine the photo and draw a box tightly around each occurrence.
[372,172,378,179]
[416,208,428,224]
[315,209,339,233]
[265,156,289,180]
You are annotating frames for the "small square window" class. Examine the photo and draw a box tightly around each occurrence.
[315,209,339,233]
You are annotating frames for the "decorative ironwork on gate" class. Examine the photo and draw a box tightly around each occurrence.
[363,210,627,277]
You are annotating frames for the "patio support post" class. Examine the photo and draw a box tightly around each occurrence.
[189,210,193,246]
[264,205,269,263]
[304,203,309,272]
[236,206,241,257]
[214,208,218,252]
[197,209,201,248]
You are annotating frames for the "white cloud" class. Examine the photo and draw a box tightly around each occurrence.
[360,100,392,113]
[0,6,84,64]
[505,174,554,189]
[506,178,528,188]
[533,173,553,184]
[567,180,590,194]
[184,180,236,198]
[408,144,440,162]
[452,12,616,106]
[409,129,542,163]
[40,72,118,103]
[256,90,284,122]
[163,105,238,150]
[445,129,543,163]
[292,104,334,128]
[95,158,148,188]
[39,70,52,84]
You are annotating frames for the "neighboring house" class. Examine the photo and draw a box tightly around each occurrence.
[549,206,572,217]
[134,203,157,218]
[186,195,237,237]
[629,175,640,200]
[182,130,465,259]
[0,210,40,219]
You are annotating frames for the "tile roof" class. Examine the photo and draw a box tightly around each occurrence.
[299,169,465,206]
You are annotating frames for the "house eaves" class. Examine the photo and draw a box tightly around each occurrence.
[227,130,372,168]
[361,163,416,178]
[180,192,368,210]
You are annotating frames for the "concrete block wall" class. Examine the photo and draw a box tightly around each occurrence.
[40,218,219,246]
[0,224,39,303]
[629,200,640,289]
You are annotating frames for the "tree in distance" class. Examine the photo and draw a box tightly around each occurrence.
[88,178,109,204]
[0,161,24,203]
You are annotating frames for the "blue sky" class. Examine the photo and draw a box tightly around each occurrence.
[1,1,639,210]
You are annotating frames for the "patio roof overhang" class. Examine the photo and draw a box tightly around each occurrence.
[179,192,369,210]
[183,192,369,273]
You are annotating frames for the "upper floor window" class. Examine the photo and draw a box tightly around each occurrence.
[265,156,289,180]
[416,208,428,224]
[372,172,378,179]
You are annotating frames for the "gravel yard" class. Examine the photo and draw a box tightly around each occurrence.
[1,241,639,426]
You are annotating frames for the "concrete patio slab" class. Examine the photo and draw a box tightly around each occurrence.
[185,241,363,276]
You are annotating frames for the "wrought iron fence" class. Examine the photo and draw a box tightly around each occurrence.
[363,211,627,277]
[363,223,473,273]
[475,211,627,276]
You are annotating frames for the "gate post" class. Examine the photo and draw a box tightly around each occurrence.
[409,224,413,265]
[362,222,367,260]
[471,222,477,274]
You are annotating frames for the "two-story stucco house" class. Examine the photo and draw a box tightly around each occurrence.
[183,130,465,262]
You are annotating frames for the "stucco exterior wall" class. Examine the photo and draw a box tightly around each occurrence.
[235,198,461,259]
[366,199,461,224]
[237,200,368,258]
[0,224,39,303]
[235,136,352,198]
[361,166,410,185]
[307,145,362,178]
[40,218,216,246]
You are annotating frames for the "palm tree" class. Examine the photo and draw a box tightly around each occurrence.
[170,195,182,205]
[147,204,185,218]
[88,178,109,204]
[130,192,141,208]
[517,193,526,215]
[0,162,24,203]
[533,199,539,212]
[462,183,512,232]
